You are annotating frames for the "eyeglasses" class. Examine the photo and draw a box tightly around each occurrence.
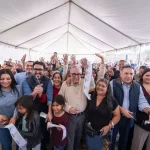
[33,68,44,71]
[71,73,81,77]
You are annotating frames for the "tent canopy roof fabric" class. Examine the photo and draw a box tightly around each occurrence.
[0,0,150,54]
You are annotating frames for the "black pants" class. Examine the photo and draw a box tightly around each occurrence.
[40,117,50,150]
[111,116,134,150]
[126,126,134,150]
[34,101,49,150]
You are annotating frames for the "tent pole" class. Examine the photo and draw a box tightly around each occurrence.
[138,45,142,66]
[67,1,71,54]
[29,49,31,60]
[67,32,69,54]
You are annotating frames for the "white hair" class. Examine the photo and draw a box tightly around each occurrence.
[70,65,82,74]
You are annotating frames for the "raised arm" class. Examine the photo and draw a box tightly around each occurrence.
[62,54,69,81]
[21,54,26,70]
[95,53,106,82]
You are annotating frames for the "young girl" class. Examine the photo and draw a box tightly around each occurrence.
[15,95,41,150]
[51,94,69,150]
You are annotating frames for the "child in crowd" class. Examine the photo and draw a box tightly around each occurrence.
[15,95,41,150]
[51,95,69,150]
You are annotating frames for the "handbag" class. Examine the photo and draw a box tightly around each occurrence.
[85,122,103,137]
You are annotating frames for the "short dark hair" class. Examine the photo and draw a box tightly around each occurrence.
[6,64,12,67]
[52,94,65,106]
[92,68,97,81]
[25,61,34,64]
[140,66,147,70]
[15,95,34,109]
[119,60,126,63]
[120,65,133,72]
[33,61,45,70]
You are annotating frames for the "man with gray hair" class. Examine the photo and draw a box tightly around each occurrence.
[59,58,95,150]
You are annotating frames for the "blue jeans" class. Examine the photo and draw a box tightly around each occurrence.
[111,116,133,150]
[0,128,12,150]
[86,135,102,150]
[54,145,65,150]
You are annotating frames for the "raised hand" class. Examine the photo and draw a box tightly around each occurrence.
[81,58,87,69]
[21,54,26,62]
[95,53,104,58]
[95,53,104,64]
[62,54,68,65]
[71,55,76,65]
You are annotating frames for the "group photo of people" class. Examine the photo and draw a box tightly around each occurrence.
[0,52,150,150]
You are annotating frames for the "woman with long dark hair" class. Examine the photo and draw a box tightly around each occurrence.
[52,72,63,99]
[131,69,150,150]
[0,69,22,150]
[85,78,120,150]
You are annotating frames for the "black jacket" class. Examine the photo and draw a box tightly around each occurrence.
[16,111,41,150]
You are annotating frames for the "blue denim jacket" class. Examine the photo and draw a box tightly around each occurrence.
[22,78,53,105]
[0,85,22,119]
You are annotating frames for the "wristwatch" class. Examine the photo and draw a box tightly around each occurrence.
[111,121,114,128]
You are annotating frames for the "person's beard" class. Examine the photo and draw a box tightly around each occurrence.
[26,72,32,76]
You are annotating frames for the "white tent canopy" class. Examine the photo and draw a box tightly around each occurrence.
[0,0,150,61]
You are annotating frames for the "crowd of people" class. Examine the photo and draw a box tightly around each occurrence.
[0,52,150,150]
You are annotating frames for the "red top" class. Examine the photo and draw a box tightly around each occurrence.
[51,112,69,146]
[36,93,47,103]
[53,86,60,99]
